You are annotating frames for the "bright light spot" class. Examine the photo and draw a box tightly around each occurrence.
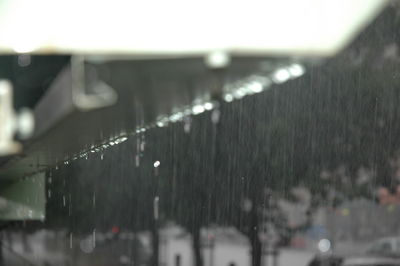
[204,102,214,110]
[233,89,245,99]
[224,94,234,102]
[205,51,230,68]
[318,239,331,253]
[273,68,291,83]
[288,64,305,77]
[248,82,264,93]
[119,137,128,143]
[153,161,160,168]
[192,105,205,114]
[170,112,183,122]
[111,136,128,145]
[157,121,165,127]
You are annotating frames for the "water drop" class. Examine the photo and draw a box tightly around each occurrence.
[204,102,214,110]
[170,112,183,122]
[211,109,221,124]
[153,161,160,168]
[288,63,305,77]
[224,94,234,102]
[135,154,140,167]
[136,137,140,153]
[68,194,72,216]
[273,68,290,83]
[140,140,145,152]
[248,81,264,93]
[233,89,245,99]
[192,105,205,115]
[184,117,191,133]
[153,196,160,220]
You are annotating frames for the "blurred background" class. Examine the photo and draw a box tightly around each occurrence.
[1,1,400,266]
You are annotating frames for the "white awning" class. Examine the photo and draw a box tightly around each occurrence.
[0,0,388,56]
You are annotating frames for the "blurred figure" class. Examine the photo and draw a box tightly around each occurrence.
[377,187,397,205]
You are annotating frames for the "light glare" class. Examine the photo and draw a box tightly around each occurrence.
[204,102,214,110]
[288,64,306,77]
[192,105,205,114]
[318,239,331,253]
[273,69,291,83]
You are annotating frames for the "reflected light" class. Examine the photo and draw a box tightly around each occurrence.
[204,102,214,111]
[233,89,245,99]
[205,51,230,68]
[169,112,183,122]
[288,63,306,77]
[248,82,264,93]
[157,121,165,127]
[192,105,205,114]
[318,239,331,252]
[224,94,234,102]
[273,68,291,83]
